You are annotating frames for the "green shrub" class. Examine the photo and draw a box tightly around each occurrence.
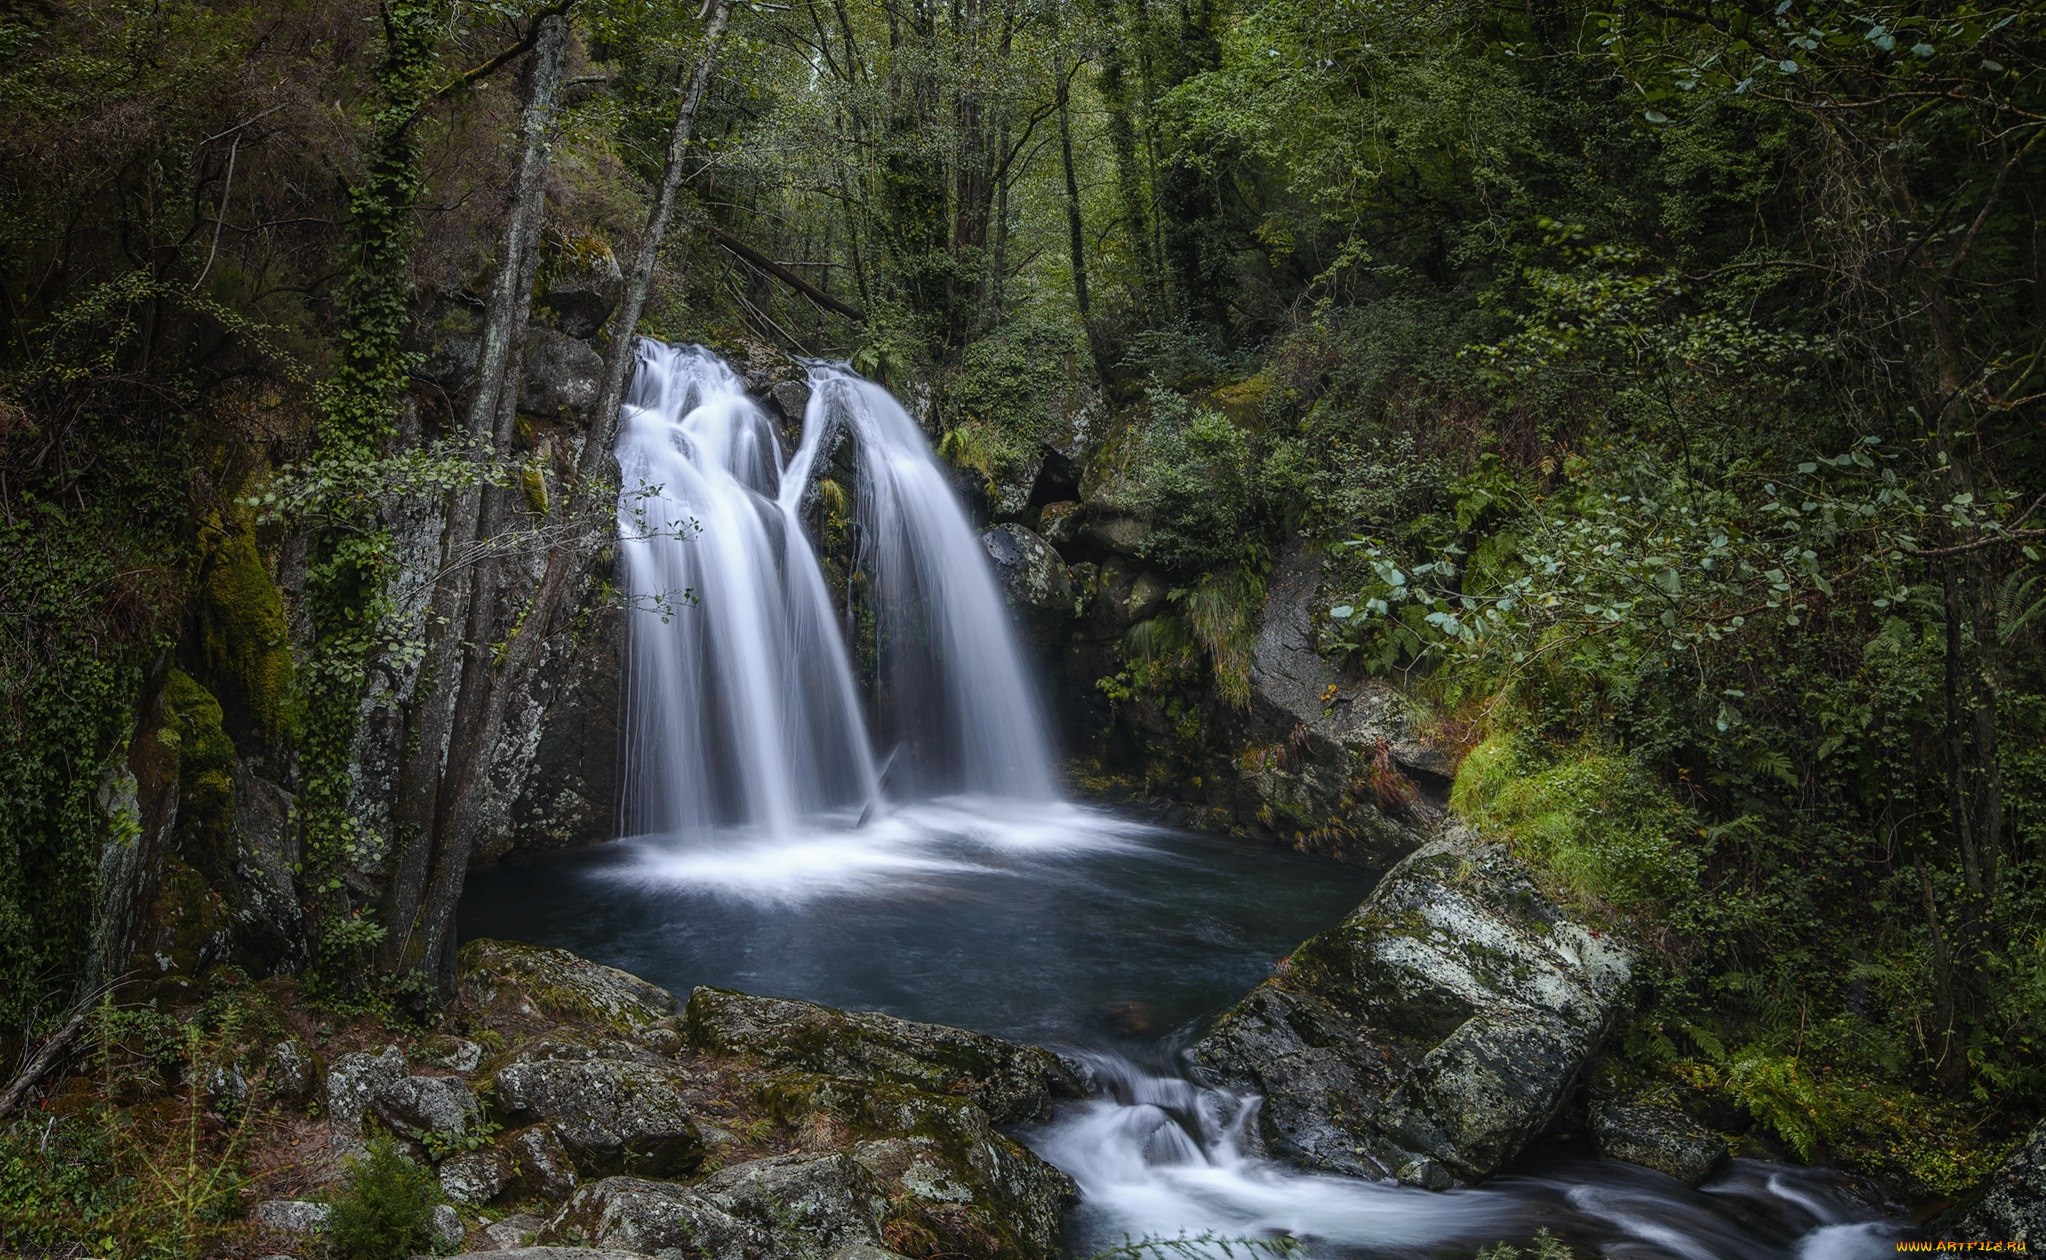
[326,1137,440,1260]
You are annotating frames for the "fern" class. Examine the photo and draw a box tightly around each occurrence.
[1996,570,2046,643]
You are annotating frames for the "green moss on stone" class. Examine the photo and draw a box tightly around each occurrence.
[165,670,237,882]
[196,511,299,749]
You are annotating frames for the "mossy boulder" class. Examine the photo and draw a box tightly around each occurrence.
[684,987,1084,1124]
[1956,1117,2046,1243]
[492,1045,705,1178]
[740,1070,1072,1260]
[980,523,1073,656]
[460,939,679,1038]
[1191,825,1634,1185]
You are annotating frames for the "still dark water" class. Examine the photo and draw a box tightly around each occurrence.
[460,798,1911,1259]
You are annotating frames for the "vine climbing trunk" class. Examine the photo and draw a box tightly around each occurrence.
[379,13,570,984]
[297,0,446,988]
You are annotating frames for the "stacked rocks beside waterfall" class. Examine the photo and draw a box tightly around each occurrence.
[1192,824,1636,1187]
[243,939,1077,1260]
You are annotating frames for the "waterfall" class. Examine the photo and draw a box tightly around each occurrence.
[802,365,1057,801]
[614,341,1056,841]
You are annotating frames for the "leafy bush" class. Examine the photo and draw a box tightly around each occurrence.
[325,1137,441,1260]
[1129,389,1260,574]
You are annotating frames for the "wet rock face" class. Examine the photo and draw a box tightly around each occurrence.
[493,1051,706,1178]
[1590,1100,1726,1185]
[544,1153,897,1257]
[979,524,1075,659]
[685,987,1086,1124]
[1192,828,1634,1185]
[1957,1118,2046,1242]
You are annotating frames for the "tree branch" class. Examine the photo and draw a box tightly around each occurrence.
[704,222,867,321]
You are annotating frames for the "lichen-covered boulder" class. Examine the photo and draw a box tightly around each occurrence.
[459,939,678,1037]
[509,1122,582,1201]
[518,328,605,423]
[1192,827,1634,1185]
[492,1047,704,1177]
[545,1153,890,1258]
[267,1038,315,1102]
[685,987,1084,1124]
[1957,1118,2046,1243]
[543,1177,766,1257]
[372,1074,482,1147]
[1590,1099,1726,1185]
[980,524,1073,655]
[326,1045,407,1137]
[440,1146,518,1205]
[253,1199,331,1234]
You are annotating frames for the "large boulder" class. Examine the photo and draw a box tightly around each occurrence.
[1957,1118,2046,1242]
[980,524,1074,656]
[684,987,1084,1124]
[371,1073,483,1148]
[459,939,679,1038]
[539,245,625,340]
[747,1072,1073,1260]
[519,328,606,424]
[1230,542,1443,861]
[492,1044,705,1177]
[544,1154,888,1258]
[326,1045,407,1138]
[1191,827,1634,1185]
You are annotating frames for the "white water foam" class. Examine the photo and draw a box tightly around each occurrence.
[600,798,1154,904]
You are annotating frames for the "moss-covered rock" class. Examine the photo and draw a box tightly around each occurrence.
[684,987,1084,1124]
[741,1070,1073,1260]
[492,1047,706,1178]
[460,939,680,1038]
[1589,1099,1727,1185]
[165,669,236,880]
[1192,825,1634,1185]
[1955,1118,2046,1243]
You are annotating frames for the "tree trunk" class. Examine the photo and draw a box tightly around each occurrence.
[379,12,569,980]
[410,0,739,1000]
[588,0,737,490]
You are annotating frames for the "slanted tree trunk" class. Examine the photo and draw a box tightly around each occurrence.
[404,0,739,1001]
[379,11,570,982]
[588,0,737,485]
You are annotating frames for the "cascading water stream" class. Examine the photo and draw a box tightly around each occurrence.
[801,364,1058,801]
[615,340,1057,842]
[615,342,878,836]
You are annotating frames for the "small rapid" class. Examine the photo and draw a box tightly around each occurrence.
[1029,1054,1908,1260]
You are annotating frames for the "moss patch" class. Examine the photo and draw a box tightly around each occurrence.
[195,511,298,750]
